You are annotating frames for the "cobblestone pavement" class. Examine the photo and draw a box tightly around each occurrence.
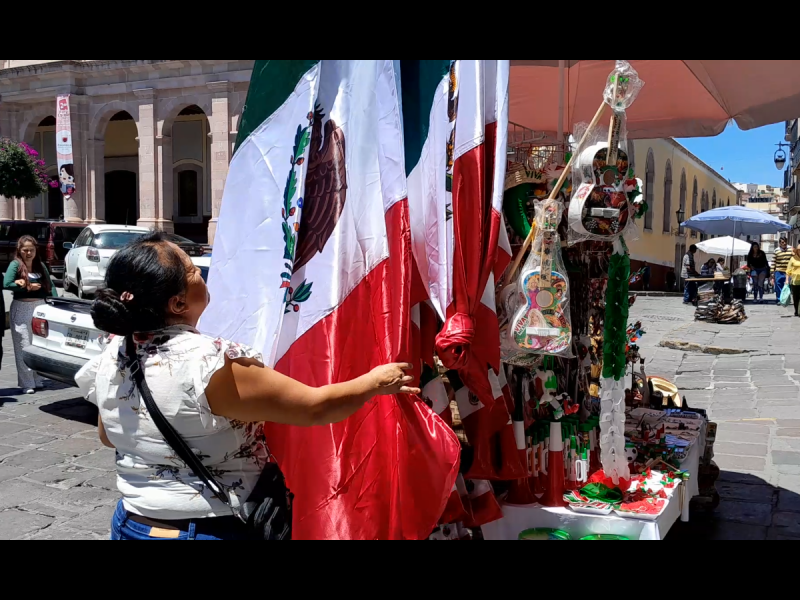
[631,296,800,540]
[1,293,799,539]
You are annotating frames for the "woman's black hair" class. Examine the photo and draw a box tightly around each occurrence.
[91,230,187,336]
[747,242,761,263]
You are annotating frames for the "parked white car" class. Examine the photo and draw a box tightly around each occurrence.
[23,256,212,387]
[63,224,150,299]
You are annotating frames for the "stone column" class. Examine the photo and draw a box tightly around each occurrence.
[207,81,232,245]
[0,196,13,219]
[135,88,170,231]
[87,137,106,224]
[64,94,87,222]
[157,133,174,232]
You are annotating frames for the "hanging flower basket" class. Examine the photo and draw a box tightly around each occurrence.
[0,137,55,199]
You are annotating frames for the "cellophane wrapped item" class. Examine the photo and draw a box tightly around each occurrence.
[568,60,644,245]
[502,199,573,362]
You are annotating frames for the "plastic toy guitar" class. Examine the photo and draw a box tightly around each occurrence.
[569,66,642,240]
[510,200,572,355]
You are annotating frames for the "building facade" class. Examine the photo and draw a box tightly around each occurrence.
[785,119,800,247]
[0,60,255,243]
[627,137,739,291]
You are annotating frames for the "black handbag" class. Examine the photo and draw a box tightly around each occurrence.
[125,336,292,540]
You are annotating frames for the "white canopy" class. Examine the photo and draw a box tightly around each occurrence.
[696,236,752,257]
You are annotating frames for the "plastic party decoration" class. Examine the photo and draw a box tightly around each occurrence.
[568,60,644,244]
[519,528,572,540]
[505,200,573,361]
[599,239,631,485]
[541,421,567,507]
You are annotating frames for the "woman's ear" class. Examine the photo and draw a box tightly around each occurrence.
[167,293,189,317]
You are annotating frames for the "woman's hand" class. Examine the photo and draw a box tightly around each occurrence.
[14,279,27,288]
[29,283,42,292]
[368,363,420,396]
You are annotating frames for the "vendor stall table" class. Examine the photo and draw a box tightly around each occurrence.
[482,481,685,540]
[481,419,706,540]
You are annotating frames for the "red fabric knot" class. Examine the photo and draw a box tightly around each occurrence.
[435,312,475,370]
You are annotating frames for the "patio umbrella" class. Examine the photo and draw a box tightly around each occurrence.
[682,205,792,237]
[510,60,800,139]
[683,205,792,261]
[696,236,753,257]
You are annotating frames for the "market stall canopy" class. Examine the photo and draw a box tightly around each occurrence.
[510,60,800,139]
[695,236,753,257]
[681,205,792,237]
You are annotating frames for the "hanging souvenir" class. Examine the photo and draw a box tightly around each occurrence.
[503,199,573,361]
[568,61,644,244]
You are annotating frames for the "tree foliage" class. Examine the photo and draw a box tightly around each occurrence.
[0,138,56,199]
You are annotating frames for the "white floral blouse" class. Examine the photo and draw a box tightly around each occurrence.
[75,325,271,520]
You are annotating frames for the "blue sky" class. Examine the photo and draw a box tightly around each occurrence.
[676,122,787,188]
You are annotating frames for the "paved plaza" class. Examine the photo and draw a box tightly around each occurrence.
[0,293,799,539]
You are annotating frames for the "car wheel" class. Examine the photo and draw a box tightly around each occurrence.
[77,273,90,300]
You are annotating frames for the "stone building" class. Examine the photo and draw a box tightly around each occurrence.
[0,60,255,243]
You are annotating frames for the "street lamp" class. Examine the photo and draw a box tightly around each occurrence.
[671,207,686,236]
[775,142,790,170]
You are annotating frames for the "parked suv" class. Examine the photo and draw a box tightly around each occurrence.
[0,220,86,283]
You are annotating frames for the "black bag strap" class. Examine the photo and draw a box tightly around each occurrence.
[125,335,233,509]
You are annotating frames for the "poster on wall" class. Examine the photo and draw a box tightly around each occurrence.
[55,94,76,201]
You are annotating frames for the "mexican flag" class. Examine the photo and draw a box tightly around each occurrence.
[403,60,521,481]
[201,60,460,540]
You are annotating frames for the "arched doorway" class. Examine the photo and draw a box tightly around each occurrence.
[104,111,138,225]
[171,105,211,241]
[105,171,138,225]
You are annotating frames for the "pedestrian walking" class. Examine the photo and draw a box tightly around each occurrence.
[774,237,793,305]
[787,243,800,317]
[746,242,770,303]
[2,236,57,394]
[75,231,419,541]
[641,262,651,291]
[681,245,700,304]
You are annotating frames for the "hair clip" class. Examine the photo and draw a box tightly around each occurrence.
[120,292,134,303]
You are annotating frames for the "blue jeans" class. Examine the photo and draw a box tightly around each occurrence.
[684,280,698,303]
[110,499,251,540]
[775,271,787,304]
[751,268,769,300]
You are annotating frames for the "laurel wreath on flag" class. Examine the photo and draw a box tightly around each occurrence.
[280,113,314,314]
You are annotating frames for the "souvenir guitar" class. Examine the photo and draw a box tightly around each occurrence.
[569,63,643,241]
[509,200,572,355]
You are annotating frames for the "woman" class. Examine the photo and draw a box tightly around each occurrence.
[746,243,770,303]
[787,243,800,317]
[3,235,58,394]
[75,232,418,540]
[700,259,717,277]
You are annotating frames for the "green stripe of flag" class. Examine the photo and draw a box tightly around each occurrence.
[400,60,451,176]
[235,59,320,153]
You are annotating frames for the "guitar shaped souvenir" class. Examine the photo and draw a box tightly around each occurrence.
[509,200,572,355]
[569,65,642,240]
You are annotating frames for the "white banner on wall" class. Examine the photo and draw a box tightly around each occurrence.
[55,94,76,201]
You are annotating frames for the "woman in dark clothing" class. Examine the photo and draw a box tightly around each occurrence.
[747,242,770,303]
[2,236,58,393]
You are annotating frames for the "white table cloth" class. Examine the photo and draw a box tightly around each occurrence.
[482,481,684,541]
